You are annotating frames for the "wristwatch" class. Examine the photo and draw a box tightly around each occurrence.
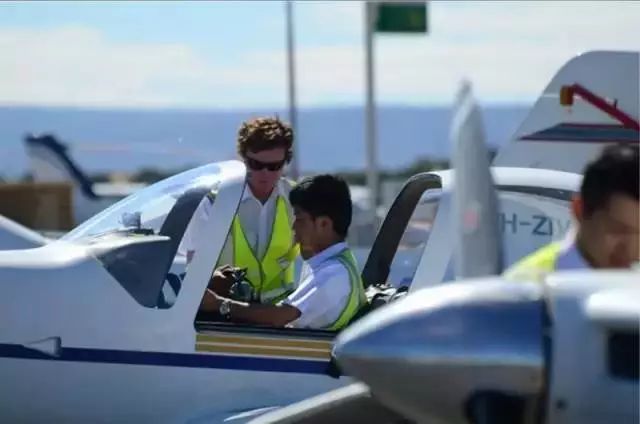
[219,299,232,320]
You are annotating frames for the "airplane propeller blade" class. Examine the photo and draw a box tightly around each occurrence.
[450,82,503,278]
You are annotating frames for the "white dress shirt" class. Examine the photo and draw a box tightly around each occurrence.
[180,178,293,265]
[282,242,353,329]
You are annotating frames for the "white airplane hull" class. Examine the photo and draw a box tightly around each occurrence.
[0,359,347,422]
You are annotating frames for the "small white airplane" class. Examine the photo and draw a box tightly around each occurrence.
[24,133,147,225]
[0,50,636,423]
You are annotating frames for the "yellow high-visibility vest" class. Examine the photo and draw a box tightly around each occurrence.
[231,195,299,303]
[326,248,367,331]
[503,242,563,283]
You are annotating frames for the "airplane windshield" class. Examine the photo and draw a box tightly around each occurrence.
[63,163,224,242]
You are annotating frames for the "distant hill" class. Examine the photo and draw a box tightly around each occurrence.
[0,104,529,179]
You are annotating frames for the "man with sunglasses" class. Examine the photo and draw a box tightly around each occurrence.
[505,144,639,282]
[182,116,299,304]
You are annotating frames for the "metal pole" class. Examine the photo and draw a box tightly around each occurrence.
[285,0,299,180]
[364,1,379,222]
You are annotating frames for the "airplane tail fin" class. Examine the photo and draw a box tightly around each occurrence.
[493,51,639,173]
[451,82,503,278]
[24,134,97,199]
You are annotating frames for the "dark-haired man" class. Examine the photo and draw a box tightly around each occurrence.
[181,116,299,304]
[200,175,366,330]
[505,144,639,282]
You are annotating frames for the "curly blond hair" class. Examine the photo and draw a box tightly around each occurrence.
[236,116,293,162]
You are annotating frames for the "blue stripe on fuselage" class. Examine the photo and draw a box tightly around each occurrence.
[0,343,329,375]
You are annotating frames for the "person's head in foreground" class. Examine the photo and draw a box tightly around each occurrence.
[573,143,639,268]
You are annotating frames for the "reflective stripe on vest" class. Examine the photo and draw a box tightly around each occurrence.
[503,242,562,283]
[326,248,366,331]
[231,196,299,303]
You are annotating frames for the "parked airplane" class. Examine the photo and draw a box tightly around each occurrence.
[24,133,147,225]
[0,50,635,422]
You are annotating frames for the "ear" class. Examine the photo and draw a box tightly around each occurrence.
[316,216,333,233]
[571,195,584,222]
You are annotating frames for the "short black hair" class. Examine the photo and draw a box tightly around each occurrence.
[289,174,352,237]
[581,144,639,216]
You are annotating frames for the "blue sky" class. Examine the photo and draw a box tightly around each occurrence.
[3,1,288,62]
[1,1,639,108]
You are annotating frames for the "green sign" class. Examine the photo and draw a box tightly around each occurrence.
[375,2,428,33]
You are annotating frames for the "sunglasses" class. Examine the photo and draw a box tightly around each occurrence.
[245,157,286,171]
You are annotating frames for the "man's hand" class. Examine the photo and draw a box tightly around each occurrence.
[201,288,222,312]
[200,288,301,327]
[208,265,236,296]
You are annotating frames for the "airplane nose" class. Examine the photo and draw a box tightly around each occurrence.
[334,279,547,424]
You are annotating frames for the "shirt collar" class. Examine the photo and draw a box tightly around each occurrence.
[306,241,348,270]
[241,180,282,204]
